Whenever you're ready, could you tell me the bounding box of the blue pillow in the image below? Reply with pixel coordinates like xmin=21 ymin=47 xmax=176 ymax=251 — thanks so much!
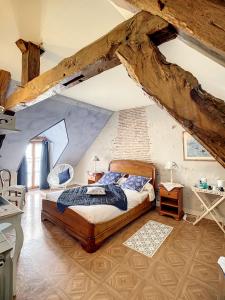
xmin=121 ymin=175 xmax=150 ymax=192
xmin=58 ymin=168 xmax=70 ymax=184
xmin=98 ymin=171 xmax=124 ymax=185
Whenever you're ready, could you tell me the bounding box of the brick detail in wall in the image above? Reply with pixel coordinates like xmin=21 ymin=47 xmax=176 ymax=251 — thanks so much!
xmin=112 ymin=107 xmax=151 ymax=162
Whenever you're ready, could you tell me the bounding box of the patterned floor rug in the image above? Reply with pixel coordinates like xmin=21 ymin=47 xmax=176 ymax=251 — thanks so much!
xmin=123 ymin=220 xmax=173 ymax=257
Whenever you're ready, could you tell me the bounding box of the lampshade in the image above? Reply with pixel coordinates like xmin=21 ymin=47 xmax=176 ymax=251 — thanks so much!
xmin=165 ymin=161 xmax=178 ymax=170
xmin=92 ymin=155 xmax=100 ymax=162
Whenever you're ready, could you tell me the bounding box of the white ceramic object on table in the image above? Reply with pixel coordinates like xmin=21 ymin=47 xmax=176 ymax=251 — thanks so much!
xmin=217 ymin=179 xmax=225 ymax=188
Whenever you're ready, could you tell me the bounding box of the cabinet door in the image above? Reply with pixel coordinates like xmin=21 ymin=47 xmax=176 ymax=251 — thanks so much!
xmin=0 ymin=251 xmax=13 ymax=300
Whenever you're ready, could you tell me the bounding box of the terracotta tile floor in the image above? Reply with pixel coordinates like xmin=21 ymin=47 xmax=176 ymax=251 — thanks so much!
xmin=14 ymin=190 xmax=225 ymax=300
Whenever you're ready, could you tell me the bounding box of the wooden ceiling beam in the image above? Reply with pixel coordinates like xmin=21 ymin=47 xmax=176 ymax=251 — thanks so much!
xmin=0 ymin=69 xmax=11 ymax=108
xmin=16 ymin=39 xmax=44 ymax=86
xmin=5 ymin=12 xmax=175 ymax=111
xmin=116 ymin=29 xmax=225 ymax=167
xmin=4 ymin=11 xmax=225 ymax=166
xmin=115 ymin=0 xmax=225 ymax=66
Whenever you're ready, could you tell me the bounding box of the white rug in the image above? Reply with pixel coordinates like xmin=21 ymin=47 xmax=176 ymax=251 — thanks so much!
xmin=123 ymin=220 xmax=173 ymax=257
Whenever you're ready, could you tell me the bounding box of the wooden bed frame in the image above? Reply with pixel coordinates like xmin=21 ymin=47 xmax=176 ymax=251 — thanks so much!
xmin=41 ymin=160 xmax=156 ymax=252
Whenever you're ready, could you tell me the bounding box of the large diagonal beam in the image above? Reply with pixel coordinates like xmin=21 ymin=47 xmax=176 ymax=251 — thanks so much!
xmin=114 ymin=0 xmax=225 ymax=65
xmin=116 ymin=27 xmax=225 ymax=167
xmin=5 ymin=12 xmax=175 ymax=111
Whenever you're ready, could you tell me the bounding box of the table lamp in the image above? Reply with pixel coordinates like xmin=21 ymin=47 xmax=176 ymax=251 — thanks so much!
xmin=92 ymin=155 xmax=100 ymax=173
xmin=165 ymin=161 xmax=178 ymax=183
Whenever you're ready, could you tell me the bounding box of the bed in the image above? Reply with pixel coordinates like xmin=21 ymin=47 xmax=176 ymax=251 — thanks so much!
xmin=41 ymin=160 xmax=156 ymax=252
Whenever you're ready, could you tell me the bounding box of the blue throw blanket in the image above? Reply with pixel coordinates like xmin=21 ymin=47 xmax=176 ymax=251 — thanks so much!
xmin=57 ymin=184 xmax=127 ymax=213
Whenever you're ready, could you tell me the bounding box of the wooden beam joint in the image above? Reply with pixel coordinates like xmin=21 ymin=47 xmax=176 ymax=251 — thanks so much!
xmin=115 ymin=0 xmax=225 ymax=66
xmin=6 ymin=12 xmax=174 ymax=111
xmin=16 ymin=39 xmax=45 ymax=86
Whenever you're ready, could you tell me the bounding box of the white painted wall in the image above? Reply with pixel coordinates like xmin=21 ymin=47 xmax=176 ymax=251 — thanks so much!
xmin=74 ymin=105 xmax=225 ymax=218
xmin=61 ymin=65 xmax=152 ymax=110
xmin=147 ymin=105 xmax=225 ymax=217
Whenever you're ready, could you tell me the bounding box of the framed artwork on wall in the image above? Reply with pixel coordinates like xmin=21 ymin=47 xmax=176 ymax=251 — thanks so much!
xmin=183 ymin=132 xmax=215 ymax=161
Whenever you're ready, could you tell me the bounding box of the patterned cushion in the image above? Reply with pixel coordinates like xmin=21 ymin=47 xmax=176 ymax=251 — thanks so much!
xmin=121 ymin=175 xmax=150 ymax=192
xmin=58 ymin=168 xmax=70 ymax=184
xmin=97 ymin=172 xmax=124 ymax=185
xmin=86 ymin=186 xmax=106 ymax=195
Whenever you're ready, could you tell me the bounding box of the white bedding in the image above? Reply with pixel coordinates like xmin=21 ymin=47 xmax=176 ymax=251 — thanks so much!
xmin=45 ymin=185 xmax=155 ymax=224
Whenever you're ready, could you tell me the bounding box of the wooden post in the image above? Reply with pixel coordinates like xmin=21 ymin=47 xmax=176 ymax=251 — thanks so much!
xmin=6 ymin=12 xmax=174 ymax=111
xmin=16 ymin=39 xmax=44 ymax=85
xmin=0 ymin=70 xmax=11 ymax=108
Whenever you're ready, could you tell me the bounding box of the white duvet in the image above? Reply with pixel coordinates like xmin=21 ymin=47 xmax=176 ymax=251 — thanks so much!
xmin=45 ymin=184 xmax=155 ymax=224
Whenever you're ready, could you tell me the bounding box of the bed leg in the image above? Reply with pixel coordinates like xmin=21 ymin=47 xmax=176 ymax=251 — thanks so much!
xmin=41 ymin=212 xmax=47 ymax=222
xmin=81 ymin=240 xmax=101 ymax=253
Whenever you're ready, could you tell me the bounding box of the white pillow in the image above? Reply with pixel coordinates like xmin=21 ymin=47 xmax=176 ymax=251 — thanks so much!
xmin=143 ymin=182 xmax=153 ymax=192
xmin=117 ymin=177 xmax=127 ymax=186
xmin=86 ymin=186 xmax=106 ymax=195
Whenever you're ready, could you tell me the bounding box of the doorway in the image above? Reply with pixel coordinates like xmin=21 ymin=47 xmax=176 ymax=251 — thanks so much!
xmin=19 ymin=120 xmax=68 ymax=190
xmin=25 ymin=140 xmax=43 ymax=189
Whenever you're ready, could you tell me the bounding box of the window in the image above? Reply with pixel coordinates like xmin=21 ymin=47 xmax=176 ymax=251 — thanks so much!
xmin=25 ymin=141 xmax=43 ymax=189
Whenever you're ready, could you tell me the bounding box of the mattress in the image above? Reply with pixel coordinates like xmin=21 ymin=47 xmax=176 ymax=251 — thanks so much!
xmin=44 ymin=185 xmax=155 ymax=224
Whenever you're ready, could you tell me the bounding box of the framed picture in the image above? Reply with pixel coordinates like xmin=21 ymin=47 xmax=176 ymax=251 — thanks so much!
xmin=183 ymin=132 xmax=215 ymax=161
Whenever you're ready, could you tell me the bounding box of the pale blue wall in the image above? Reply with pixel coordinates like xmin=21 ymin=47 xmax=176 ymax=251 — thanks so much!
xmin=0 ymin=86 xmax=112 ymax=171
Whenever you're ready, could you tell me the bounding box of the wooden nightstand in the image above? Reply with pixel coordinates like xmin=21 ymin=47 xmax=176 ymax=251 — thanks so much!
xmin=159 ymin=185 xmax=184 ymax=220
xmin=88 ymin=172 xmax=104 ymax=184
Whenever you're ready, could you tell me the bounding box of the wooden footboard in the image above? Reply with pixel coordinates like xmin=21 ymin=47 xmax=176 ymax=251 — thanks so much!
xmin=41 ymin=198 xmax=155 ymax=252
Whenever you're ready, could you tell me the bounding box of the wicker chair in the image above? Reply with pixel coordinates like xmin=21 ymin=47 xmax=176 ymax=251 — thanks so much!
xmin=47 ymin=164 xmax=74 ymax=189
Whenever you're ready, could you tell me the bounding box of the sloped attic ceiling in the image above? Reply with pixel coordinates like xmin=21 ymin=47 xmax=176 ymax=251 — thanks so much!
xmin=0 ymin=0 xmax=124 ymax=80
xmin=0 ymin=0 xmax=153 ymax=110
xmin=0 ymin=92 xmax=112 ymax=171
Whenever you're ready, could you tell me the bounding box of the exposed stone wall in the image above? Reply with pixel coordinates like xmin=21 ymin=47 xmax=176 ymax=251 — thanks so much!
xmin=112 ymin=107 xmax=151 ymax=162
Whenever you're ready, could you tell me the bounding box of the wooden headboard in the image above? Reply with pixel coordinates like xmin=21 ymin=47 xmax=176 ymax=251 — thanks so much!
xmin=109 ymin=160 xmax=156 ymax=189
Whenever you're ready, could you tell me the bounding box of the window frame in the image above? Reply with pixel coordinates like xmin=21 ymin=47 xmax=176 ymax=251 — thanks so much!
xmin=26 ymin=140 xmax=43 ymax=189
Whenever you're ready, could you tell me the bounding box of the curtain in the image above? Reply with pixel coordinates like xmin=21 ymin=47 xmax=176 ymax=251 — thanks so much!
xmin=39 ymin=140 xmax=50 ymax=189
xmin=17 ymin=156 xmax=27 ymax=190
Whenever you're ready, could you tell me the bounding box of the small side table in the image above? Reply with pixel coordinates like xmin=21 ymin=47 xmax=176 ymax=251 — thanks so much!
xmin=192 ymin=187 xmax=225 ymax=233
xmin=159 ymin=185 xmax=184 ymax=220
xmin=88 ymin=172 xmax=104 ymax=184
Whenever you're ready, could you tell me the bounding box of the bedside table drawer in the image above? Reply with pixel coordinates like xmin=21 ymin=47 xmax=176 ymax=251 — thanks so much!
xmin=88 ymin=172 xmax=104 ymax=184
xmin=160 ymin=188 xmax=179 ymax=199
